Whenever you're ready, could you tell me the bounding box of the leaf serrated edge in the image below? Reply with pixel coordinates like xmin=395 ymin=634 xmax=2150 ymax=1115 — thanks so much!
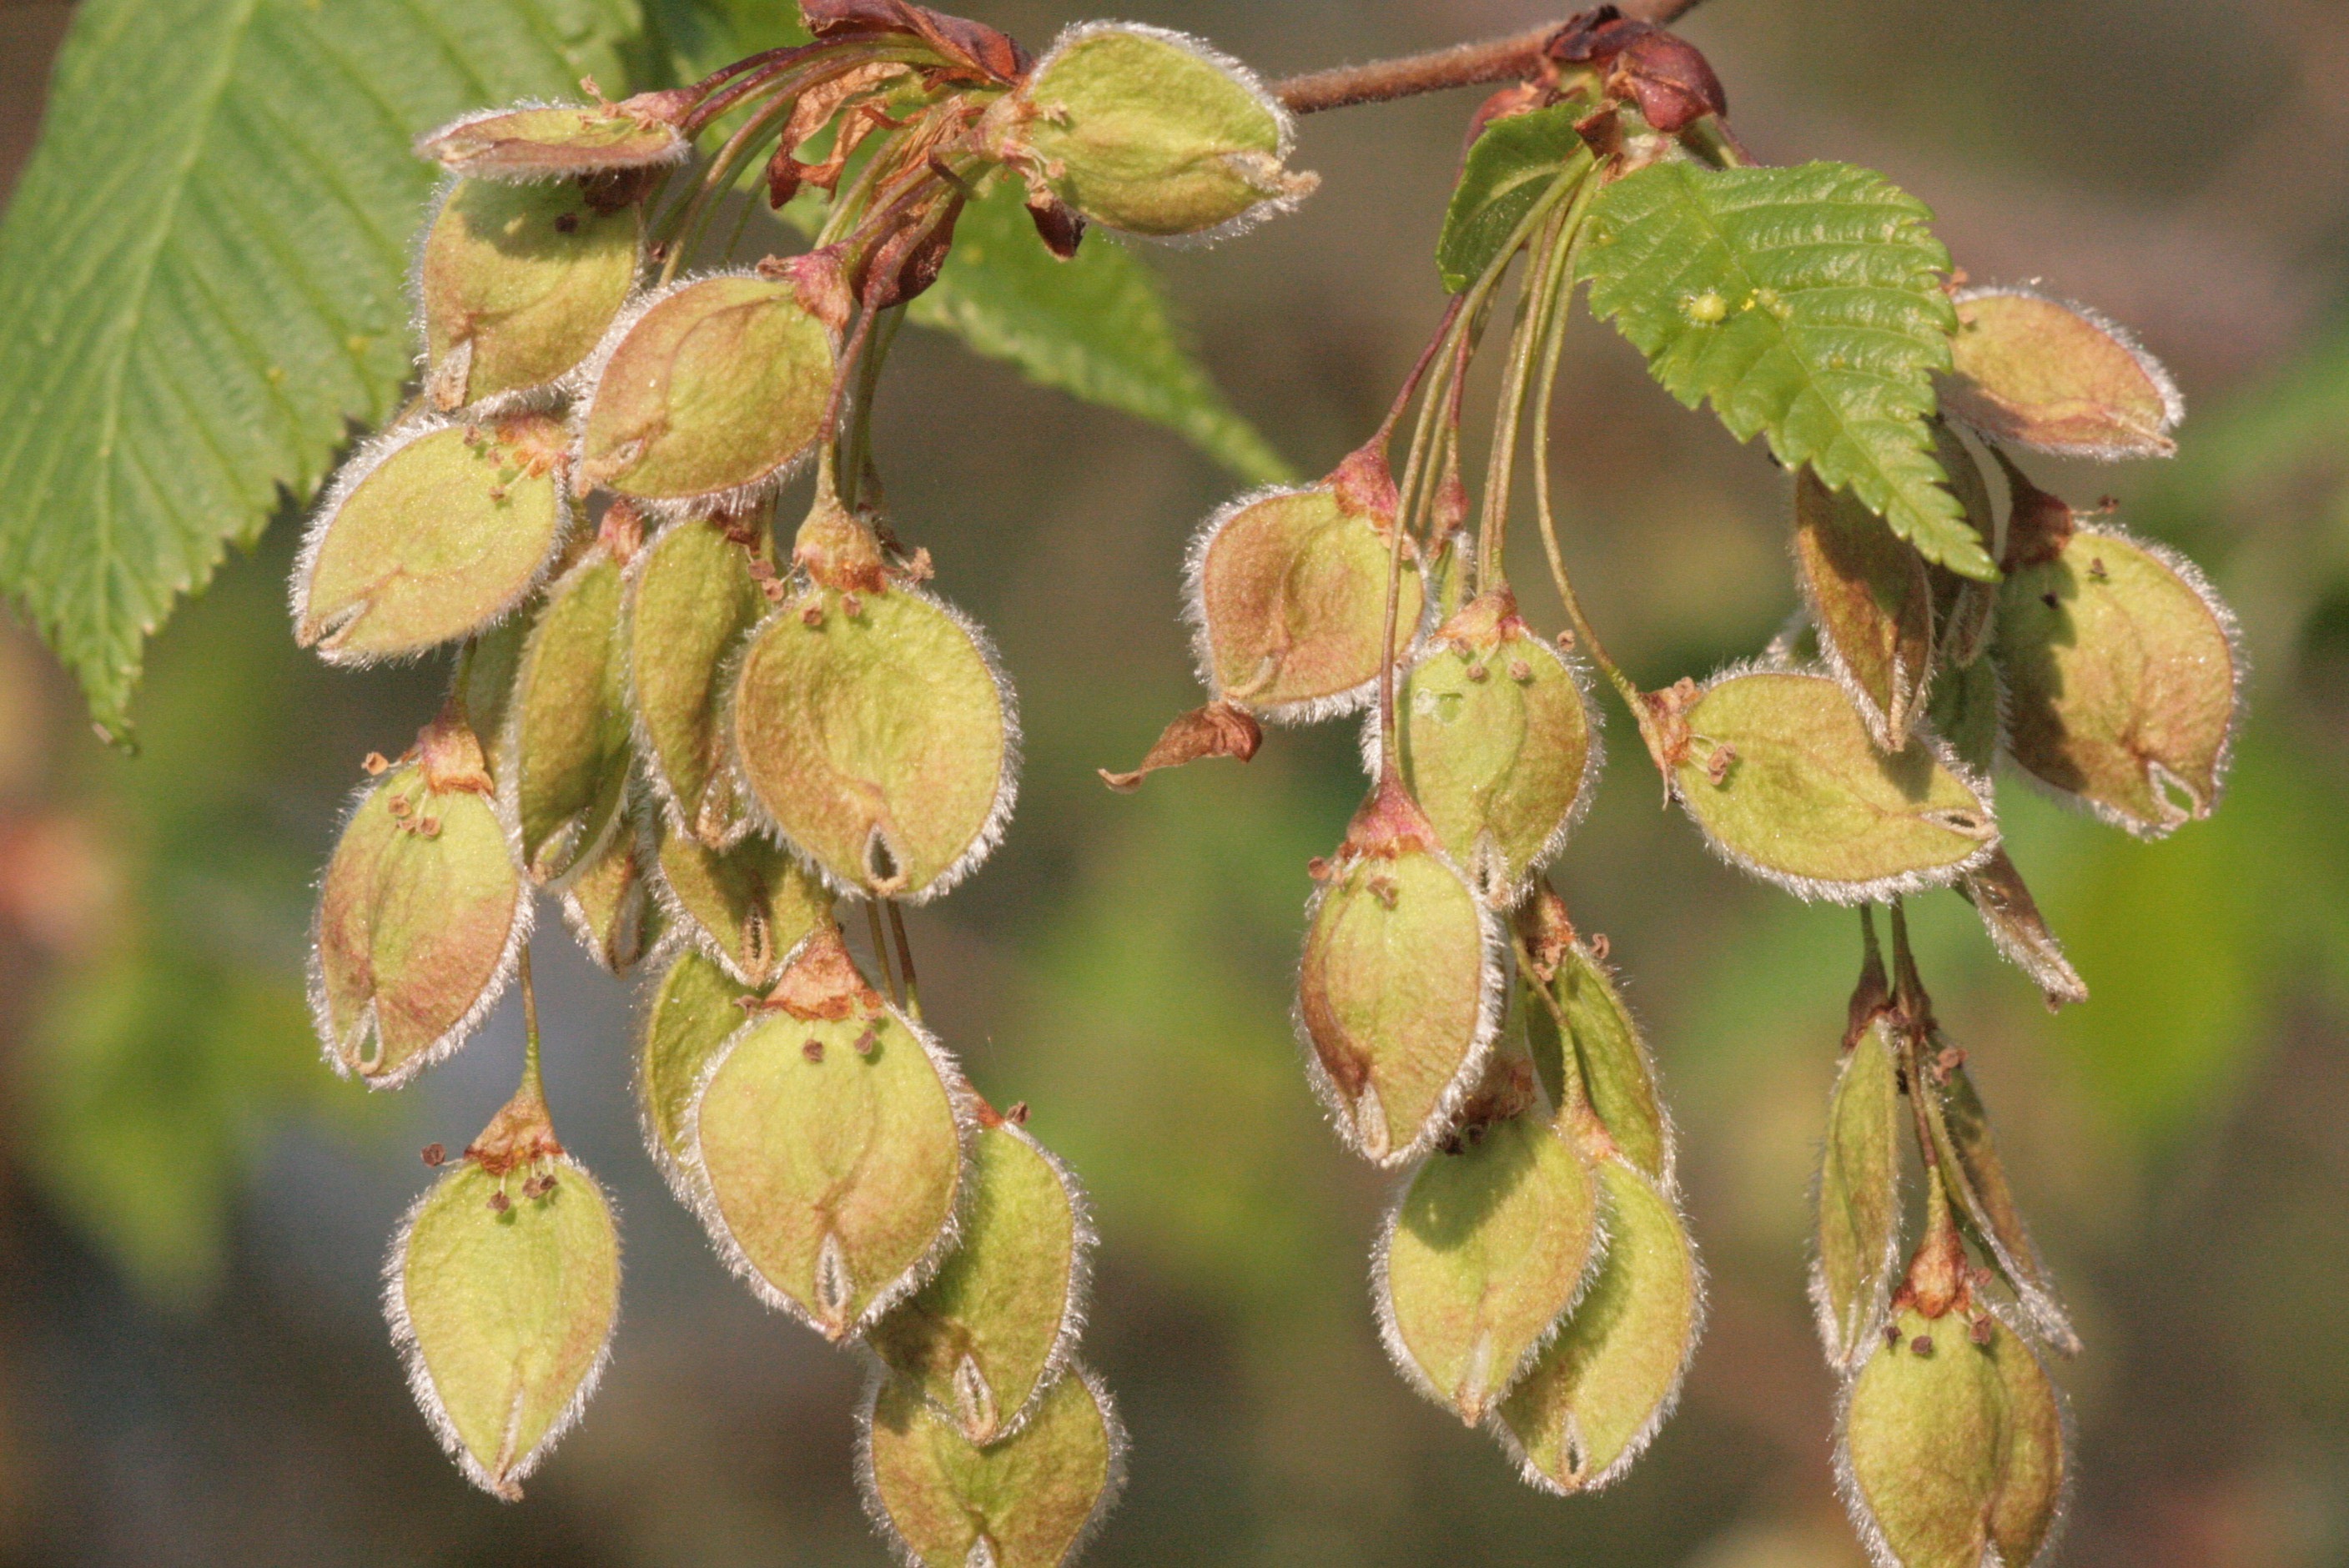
xmin=1581 ymin=162 xmax=1994 ymax=580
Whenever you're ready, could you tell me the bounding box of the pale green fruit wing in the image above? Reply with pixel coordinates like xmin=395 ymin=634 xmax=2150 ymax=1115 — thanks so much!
xmin=625 ymin=515 xmax=767 ymax=845
xmin=868 ymin=1122 xmax=1094 ymax=1445
xmin=649 ymin=826 xmax=829 ymax=988
xmin=689 ymin=1007 xmax=973 ymax=1340
xmin=730 ymin=583 xmax=1019 ymax=903
xmin=1985 ymin=1309 xmax=2071 ymax=1567
xmin=1838 ymin=1308 xmax=2070 ymax=1568
xmin=1838 ymin=1308 xmax=2005 ymax=1568
xmin=1017 ymin=23 xmax=1308 ymax=241
xmin=635 ymin=947 xmax=753 ymax=1196
xmin=1926 ymin=1058 xmax=2081 ymax=1355
xmin=858 ymin=1363 xmax=1127 ymax=1568
xmin=1810 ymin=1020 xmax=1904 ymax=1368
xmin=1540 ymin=943 xmax=1672 ymax=1186
xmin=311 ymin=764 xmax=531 ymax=1090
xmin=1940 ymin=287 xmax=2182 ymax=460
xmin=1493 ymin=1156 xmax=1701 ymax=1494
xmin=293 ymin=417 xmax=569 ymax=664
xmin=386 ymin=1158 xmax=621 ymax=1500
xmin=1793 ymin=466 xmax=1936 ymax=751
xmin=416 ymin=102 xmax=692 ymax=179
xmin=1924 ymin=651 xmax=2001 ymax=776
xmin=1186 ymin=482 xmax=1423 ymax=722
xmin=416 ymin=177 xmax=641 ymax=413
xmin=460 ymin=609 xmax=534 ymax=788
xmin=1295 ymin=844 xmax=1505 ymax=1167
xmin=1671 ymin=667 xmax=1999 ymax=902
xmin=1376 ymin=1113 xmax=1602 ymax=1425
xmin=1375 ymin=626 xmax=1602 ymax=902
xmin=574 ymin=270 xmax=836 ymax=510
xmin=504 ymin=545 xmax=632 ymax=886
xmin=1996 ymin=528 xmax=2241 ymax=838
xmin=1960 ymin=848 xmax=2088 ymax=1009
xmin=556 ymin=804 xmax=657 ymax=973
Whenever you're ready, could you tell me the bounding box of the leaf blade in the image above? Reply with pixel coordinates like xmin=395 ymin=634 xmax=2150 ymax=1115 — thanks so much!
xmin=1578 ymin=160 xmax=1992 ymax=580
xmin=0 ymin=0 xmax=641 ymax=736
xmin=1436 ymin=108 xmax=1590 ymax=293
xmin=908 ymin=181 xmax=1294 ymax=486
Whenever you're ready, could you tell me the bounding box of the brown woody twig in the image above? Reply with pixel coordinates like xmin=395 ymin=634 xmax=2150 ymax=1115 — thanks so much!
xmin=1274 ymin=1 xmax=1710 ymax=115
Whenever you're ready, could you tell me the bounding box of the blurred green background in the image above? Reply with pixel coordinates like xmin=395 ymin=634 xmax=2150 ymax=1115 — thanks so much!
xmin=3 ymin=1 xmax=2348 ymax=1563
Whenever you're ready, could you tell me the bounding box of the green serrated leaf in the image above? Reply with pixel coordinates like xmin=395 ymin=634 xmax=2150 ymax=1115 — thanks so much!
xmin=1578 ymin=160 xmax=1992 ymax=580
xmin=640 ymin=0 xmax=807 ymax=78
xmin=0 ymin=0 xmax=644 ymax=736
xmin=909 ymin=180 xmax=1292 ymax=485
xmin=1438 ymin=108 xmax=1590 ymax=293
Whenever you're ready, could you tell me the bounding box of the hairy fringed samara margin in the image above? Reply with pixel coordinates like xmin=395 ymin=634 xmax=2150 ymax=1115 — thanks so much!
xmin=0 ymin=1 xmax=2245 ymax=1563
